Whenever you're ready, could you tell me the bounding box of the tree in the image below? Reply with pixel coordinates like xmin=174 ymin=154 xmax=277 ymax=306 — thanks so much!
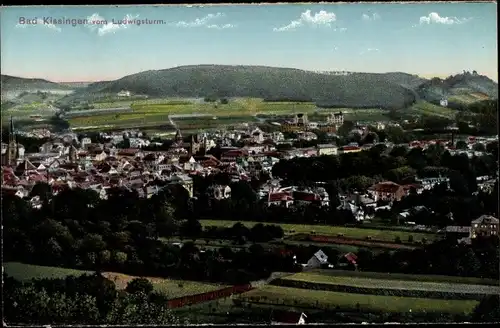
xmin=456 ymin=248 xmax=481 ymax=277
xmin=81 ymin=234 xmax=107 ymax=253
xmin=112 ymin=251 xmax=128 ymax=266
xmin=337 ymin=121 xmax=355 ymax=137
xmin=472 ymin=143 xmax=486 ymax=152
xmin=473 ymin=295 xmax=500 ymax=322
xmin=180 ymin=218 xmax=202 ymax=238
xmin=29 ymin=182 xmax=52 ymax=201
xmin=456 ymin=140 xmax=468 ymax=150
xmin=125 ymin=278 xmax=154 ymax=295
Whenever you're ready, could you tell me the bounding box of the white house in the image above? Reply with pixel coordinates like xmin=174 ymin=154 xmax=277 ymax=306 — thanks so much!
xmin=117 ymin=90 xmax=131 ymax=97
xmin=306 ymin=250 xmax=329 ymax=268
xmin=317 ymin=144 xmax=338 ymax=156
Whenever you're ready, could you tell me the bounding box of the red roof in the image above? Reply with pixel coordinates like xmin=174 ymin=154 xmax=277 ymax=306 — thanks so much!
xmin=269 ymin=192 xmax=293 ymax=202
xmin=223 ymin=149 xmax=248 ymax=157
xmin=344 ymin=252 xmax=358 ymax=264
xmin=118 ymin=148 xmax=140 ymax=156
xmin=293 ymin=191 xmax=320 ymax=202
xmin=369 ymin=181 xmax=402 ymax=193
xmin=342 ymin=146 xmax=360 ymax=151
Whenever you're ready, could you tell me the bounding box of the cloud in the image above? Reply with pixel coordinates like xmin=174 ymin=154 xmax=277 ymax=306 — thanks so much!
xmin=15 ymin=18 xmax=62 ymax=32
xmin=360 ymin=48 xmax=380 ymax=55
xmin=207 ymin=23 xmax=235 ymax=29
xmin=362 ymin=13 xmax=381 ymax=21
xmin=85 ymin=13 xmax=139 ymax=36
xmin=273 ymin=9 xmax=337 ymax=32
xmin=173 ymin=13 xmax=233 ymax=29
xmin=418 ymin=12 xmax=469 ymax=25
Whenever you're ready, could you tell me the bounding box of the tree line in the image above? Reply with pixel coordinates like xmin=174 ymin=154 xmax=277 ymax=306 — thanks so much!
xmin=3 ymin=272 xmax=183 ymax=325
xmin=3 ymin=185 xmax=299 ymax=285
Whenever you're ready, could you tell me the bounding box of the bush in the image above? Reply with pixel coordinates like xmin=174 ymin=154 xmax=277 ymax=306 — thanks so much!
xmin=125 ymin=278 xmax=154 ymax=295
xmin=395 ymin=236 xmax=402 ymax=244
xmin=408 ymin=235 xmax=414 ymax=243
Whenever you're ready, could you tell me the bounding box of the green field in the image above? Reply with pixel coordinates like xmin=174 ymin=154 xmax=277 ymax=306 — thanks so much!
xmin=280 ymin=272 xmax=500 ymax=297
xmin=306 ymin=269 xmax=500 ymax=286
xmin=4 ymin=262 xmax=225 ymax=299
xmin=239 ymin=285 xmax=478 ymax=315
xmin=407 ymin=101 xmax=458 ymax=118
xmin=4 ymin=262 xmax=92 ymax=281
xmin=199 ymin=220 xmax=437 ymax=243
xmin=317 ymin=108 xmax=391 ymax=122
xmin=66 ymin=97 xmax=395 ymax=130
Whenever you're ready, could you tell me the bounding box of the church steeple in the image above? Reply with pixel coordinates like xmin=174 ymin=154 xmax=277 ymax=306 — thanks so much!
xmin=9 ymin=116 xmax=16 ymax=143
xmin=175 ymin=129 xmax=183 ymax=141
xmin=6 ymin=116 xmax=18 ymax=166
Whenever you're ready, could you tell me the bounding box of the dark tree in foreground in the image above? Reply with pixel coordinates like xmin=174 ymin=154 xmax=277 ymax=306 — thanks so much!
xmin=472 ymin=295 xmax=500 ymax=322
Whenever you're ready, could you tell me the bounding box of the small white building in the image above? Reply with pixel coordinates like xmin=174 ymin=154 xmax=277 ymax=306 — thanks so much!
xmin=306 ymin=250 xmax=329 ymax=268
xmin=117 ymin=90 xmax=131 ymax=97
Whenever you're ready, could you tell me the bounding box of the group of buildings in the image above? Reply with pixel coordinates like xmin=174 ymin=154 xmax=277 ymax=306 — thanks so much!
xmin=1 ymin=116 xmax=497 ymax=232
xmin=280 ymin=112 xmax=344 ymax=133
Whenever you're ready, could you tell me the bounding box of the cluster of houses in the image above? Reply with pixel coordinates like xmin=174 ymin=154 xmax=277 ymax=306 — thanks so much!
xmin=445 ymin=215 xmax=500 ymax=244
xmin=1 ymin=117 xmax=497 ymax=217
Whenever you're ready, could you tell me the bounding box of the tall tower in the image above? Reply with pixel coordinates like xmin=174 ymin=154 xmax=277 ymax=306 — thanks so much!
xmin=69 ymin=145 xmax=78 ymax=163
xmin=6 ymin=116 xmax=18 ymax=166
xmin=175 ymin=129 xmax=183 ymax=142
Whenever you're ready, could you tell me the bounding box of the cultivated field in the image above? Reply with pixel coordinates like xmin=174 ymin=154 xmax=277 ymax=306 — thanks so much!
xmin=4 ymin=262 xmax=225 ymax=299
xmin=238 ymin=285 xmax=478 ymax=315
xmin=407 ymin=101 xmax=458 ymax=118
xmin=65 ymin=97 xmax=397 ymax=131
xmin=199 ymin=220 xmax=438 ymax=243
xmin=278 ymin=272 xmax=500 ymax=297
xmin=309 ymin=269 xmax=500 ymax=286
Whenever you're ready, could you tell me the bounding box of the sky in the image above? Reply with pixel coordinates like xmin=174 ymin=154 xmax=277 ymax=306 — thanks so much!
xmin=1 ymin=3 xmax=497 ymax=82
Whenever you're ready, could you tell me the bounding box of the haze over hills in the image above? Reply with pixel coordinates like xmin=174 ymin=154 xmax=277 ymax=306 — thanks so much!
xmin=1 ymin=75 xmax=74 ymax=91
xmin=57 ymin=65 xmax=425 ymax=109
xmin=2 ymin=65 xmax=497 ymax=110
xmin=1 ymin=74 xmax=75 ymax=102
xmin=416 ymin=73 xmax=498 ymax=105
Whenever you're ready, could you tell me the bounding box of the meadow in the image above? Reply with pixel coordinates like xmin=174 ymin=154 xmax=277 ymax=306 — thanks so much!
xmin=238 ymin=285 xmax=478 ymax=315
xmin=406 ymin=101 xmax=458 ymax=118
xmin=65 ymin=97 xmax=394 ymax=130
xmin=278 ymin=272 xmax=500 ymax=297
xmin=4 ymin=262 xmax=225 ymax=299
xmin=307 ymin=269 xmax=500 ymax=286
xmin=199 ymin=220 xmax=438 ymax=243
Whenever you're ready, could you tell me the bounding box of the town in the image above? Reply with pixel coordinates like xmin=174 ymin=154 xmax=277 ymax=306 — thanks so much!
xmin=2 ymin=2 xmax=499 ymax=326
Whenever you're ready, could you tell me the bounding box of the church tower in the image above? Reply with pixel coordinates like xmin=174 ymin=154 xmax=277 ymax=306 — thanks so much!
xmin=6 ymin=116 xmax=18 ymax=166
xmin=175 ymin=129 xmax=183 ymax=142
xmin=69 ymin=145 xmax=78 ymax=163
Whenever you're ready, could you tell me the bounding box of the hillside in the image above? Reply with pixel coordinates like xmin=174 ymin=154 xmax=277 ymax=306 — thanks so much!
xmin=1 ymin=75 xmax=73 ymax=92
xmin=61 ymin=65 xmax=421 ymax=110
xmin=416 ymin=72 xmax=498 ymax=107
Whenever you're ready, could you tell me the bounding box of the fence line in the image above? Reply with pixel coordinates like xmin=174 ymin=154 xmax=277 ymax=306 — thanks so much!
xmin=167 ymin=283 xmax=253 ymax=309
